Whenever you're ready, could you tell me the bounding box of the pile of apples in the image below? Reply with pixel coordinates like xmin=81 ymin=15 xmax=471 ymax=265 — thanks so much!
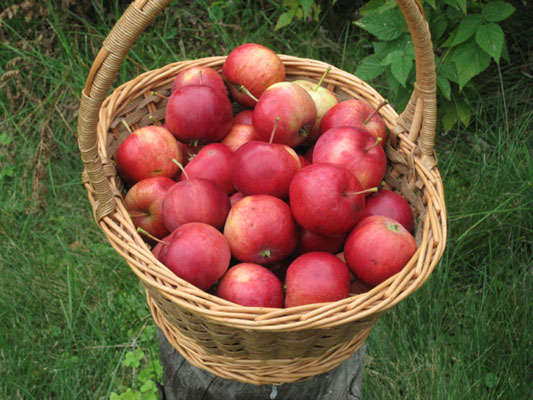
xmin=115 ymin=43 xmax=417 ymax=309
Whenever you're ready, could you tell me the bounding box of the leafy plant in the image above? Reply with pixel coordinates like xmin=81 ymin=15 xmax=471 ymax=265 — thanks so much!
xmin=354 ymin=0 xmax=515 ymax=131
xmin=110 ymin=325 xmax=162 ymax=400
xmin=275 ymin=0 xmax=324 ymax=30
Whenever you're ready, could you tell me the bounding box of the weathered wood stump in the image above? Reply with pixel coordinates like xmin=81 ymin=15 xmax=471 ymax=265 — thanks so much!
xmin=157 ymin=328 xmax=365 ymax=400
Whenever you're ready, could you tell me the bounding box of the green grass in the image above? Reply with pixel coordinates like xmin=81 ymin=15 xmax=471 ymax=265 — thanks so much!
xmin=1 ymin=1 xmax=531 ymax=399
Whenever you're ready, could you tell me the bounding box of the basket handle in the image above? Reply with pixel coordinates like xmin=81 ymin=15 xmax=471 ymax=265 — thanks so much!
xmin=78 ymin=0 xmax=436 ymax=221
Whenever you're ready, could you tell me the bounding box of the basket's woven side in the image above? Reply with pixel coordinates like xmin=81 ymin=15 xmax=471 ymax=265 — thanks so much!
xmin=78 ymin=0 xmax=171 ymax=221
xmin=148 ymin=292 xmax=372 ymax=385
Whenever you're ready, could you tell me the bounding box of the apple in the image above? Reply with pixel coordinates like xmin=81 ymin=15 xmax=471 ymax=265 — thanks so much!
xmin=344 ymin=215 xmax=417 ymax=286
xmin=223 ymin=194 xmax=298 ymax=265
xmin=221 ymin=123 xmax=257 ymax=152
xmin=160 ymin=222 xmax=231 ymax=290
xmin=289 ymin=163 xmax=366 ymax=236
xmin=231 ymin=140 xmax=301 ymax=198
xmin=165 ymin=84 xmax=233 ymax=144
xmin=222 ymin=43 xmax=285 ymax=107
xmin=180 ymin=143 xmax=235 ymax=194
xmin=298 ymin=154 xmax=311 ymax=168
xmin=313 ymin=126 xmax=387 ymax=190
xmin=232 ymin=109 xmax=254 ymax=125
xmin=350 ymin=279 xmax=372 ymax=295
xmin=359 ymin=189 xmax=414 ymax=232
xmin=170 ymin=65 xmax=227 ymax=95
xmin=293 ymin=226 xmax=346 ymax=257
xmin=162 ymin=178 xmax=231 ymax=232
xmin=229 ymin=192 xmax=246 ymax=207
xmin=216 ymin=263 xmax=284 ymax=308
xmin=284 ymin=252 xmax=351 ymax=307
xmin=151 ymin=233 xmax=170 ymax=261
xmin=115 ymin=125 xmax=182 ymax=185
xmin=252 ymin=82 xmax=317 ymax=148
xmin=124 ymin=176 xmax=176 ymax=240
xmin=292 ymin=68 xmax=339 ymax=146
xmin=176 ymin=140 xmax=204 ymax=167
xmin=320 ymin=99 xmax=387 ymax=146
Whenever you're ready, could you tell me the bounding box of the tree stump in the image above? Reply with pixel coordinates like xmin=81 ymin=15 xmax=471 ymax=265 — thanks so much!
xmin=156 ymin=328 xmax=365 ymax=400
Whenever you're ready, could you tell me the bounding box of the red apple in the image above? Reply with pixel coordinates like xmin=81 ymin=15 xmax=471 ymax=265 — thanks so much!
xmin=165 ymin=85 xmax=233 ymax=144
xmin=344 ymin=215 xmax=417 ymax=286
xmin=222 ymin=43 xmax=285 ymax=107
xmin=298 ymin=154 xmax=311 ymax=168
xmin=253 ymin=82 xmax=317 ymax=148
xmin=115 ymin=125 xmax=182 ymax=185
xmin=289 ymin=163 xmax=366 ymax=236
xmin=284 ymin=252 xmax=351 ymax=307
xmin=180 ymin=143 xmax=235 ymax=194
xmin=292 ymin=73 xmax=339 ymax=146
xmin=221 ymin=123 xmax=257 ymax=152
xmin=313 ymin=126 xmax=387 ymax=190
xmin=232 ymin=109 xmax=254 ymax=125
xmin=151 ymin=234 xmax=170 ymax=260
xmin=177 ymin=140 xmax=204 ymax=167
xmin=223 ymin=194 xmax=298 ymax=265
xmin=359 ymin=189 xmax=414 ymax=232
xmin=160 ymin=222 xmax=231 ymax=290
xmin=231 ymin=140 xmax=301 ymax=198
xmin=229 ymin=192 xmax=246 ymax=207
xmin=124 ymin=176 xmax=176 ymax=240
xmin=320 ymin=99 xmax=387 ymax=146
xmin=162 ymin=178 xmax=230 ymax=232
xmin=293 ymin=226 xmax=346 ymax=257
xmin=216 ymin=263 xmax=284 ymax=308
xmin=170 ymin=66 xmax=227 ymax=95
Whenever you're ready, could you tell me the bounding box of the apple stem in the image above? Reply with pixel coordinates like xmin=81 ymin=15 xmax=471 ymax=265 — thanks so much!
xmin=137 ymin=227 xmax=169 ymax=245
xmin=199 ymin=70 xmax=203 ymax=85
xmin=150 ymin=91 xmax=170 ymax=100
xmin=172 ymin=158 xmax=189 ymax=180
xmin=121 ymin=119 xmax=133 ymax=134
xmin=344 ymin=187 xmax=378 ymax=196
xmin=269 ymin=117 xmax=280 ymax=144
xmin=364 ymin=101 xmax=388 ymax=124
xmin=365 ymin=136 xmax=383 ymax=152
xmin=313 ymin=66 xmax=332 ymax=91
xmin=237 ymin=85 xmax=259 ymax=103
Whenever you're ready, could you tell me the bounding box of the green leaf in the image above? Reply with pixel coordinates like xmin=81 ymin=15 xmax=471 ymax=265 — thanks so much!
xmin=0 ymin=133 xmax=12 ymax=145
xmin=438 ymin=61 xmax=458 ymax=84
xmin=455 ymin=0 xmax=467 ymax=14
xmin=457 ymin=98 xmax=471 ymax=126
xmin=275 ymin=11 xmax=294 ymax=30
xmin=431 ymin=13 xmax=448 ymax=43
xmin=444 ymin=13 xmax=483 ymax=47
xmin=451 ymin=38 xmax=492 ymax=89
xmin=441 ymin=100 xmax=457 ymax=131
xmin=355 ymin=8 xmax=406 ymax=41
xmin=437 ymin=75 xmax=452 ymax=100
xmin=208 ymin=5 xmax=224 ymax=21
xmin=312 ymin=3 xmax=321 ymax=22
xmin=140 ymin=379 xmax=157 ymax=393
xmin=123 ymin=349 xmax=144 ymax=368
xmin=298 ymin=0 xmax=314 ymax=19
xmin=380 ymin=50 xmax=413 ymax=87
xmin=424 ymin=0 xmax=436 ymax=8
xmin=355 ymin=54 xmax=385 ymax=81
xmin=475 ymin=22 xmax=504 ymax=63
xmin=358 ymin=0 xmax=386 ymax=16
xmin=482 ymin=1 xmax=515 ymax=22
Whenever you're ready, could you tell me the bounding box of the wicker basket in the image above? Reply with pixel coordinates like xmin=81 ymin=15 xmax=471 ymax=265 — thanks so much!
xmin=78 ymin=0 xmax=447 ymax=385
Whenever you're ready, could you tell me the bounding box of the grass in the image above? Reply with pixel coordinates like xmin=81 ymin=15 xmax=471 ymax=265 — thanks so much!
xmin=0 ymin=1 xmax=531 ymax=399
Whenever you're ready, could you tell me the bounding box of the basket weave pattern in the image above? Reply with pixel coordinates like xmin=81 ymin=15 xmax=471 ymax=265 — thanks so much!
xmin=78 ymin=0 xmax=447 ymax=385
